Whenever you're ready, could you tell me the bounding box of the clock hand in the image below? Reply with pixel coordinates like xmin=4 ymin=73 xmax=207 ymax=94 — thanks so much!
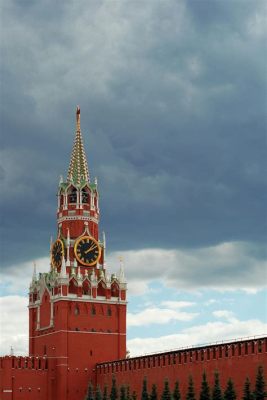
xmin=84 ymin=244 xmax=97 ymax=254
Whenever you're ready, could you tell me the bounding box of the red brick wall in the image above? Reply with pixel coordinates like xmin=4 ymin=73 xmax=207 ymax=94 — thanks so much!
xmin=96 ymin=337 xmax=267 ymax=400
xmin=0 ymin=356 xmax=50 ymax=400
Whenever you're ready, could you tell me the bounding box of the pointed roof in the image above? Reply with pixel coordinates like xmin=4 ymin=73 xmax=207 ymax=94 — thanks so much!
xmin=67 ymin=106 xmax=90 ymax=185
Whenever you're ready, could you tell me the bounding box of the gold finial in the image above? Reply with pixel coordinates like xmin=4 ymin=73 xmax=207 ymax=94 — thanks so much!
xmin=76 ymin=106 xmax=81 ymax=131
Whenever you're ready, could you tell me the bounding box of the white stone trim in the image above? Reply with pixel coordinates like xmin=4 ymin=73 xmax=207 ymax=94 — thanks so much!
xmin=38 ymin=323 xmax=53 ymax=331
xmin=37 ymin=306 xmax=40 ymax=329
xmin=57 ymin=215 xmax=98 ymax=224
xmin=68 ymin=210 xmax=76 ymax=215
xmin=29 ymin=297 xmax=127 ymax=308
xmin=51 ymin=296 xmax=127 ymax=305
xmin=30 ymin=330 xmax=126 ymax=339
xmin=28 ymin=355 xmax=68 ymax=359
xmin=50 ymin=300 xmax=54 ymax=325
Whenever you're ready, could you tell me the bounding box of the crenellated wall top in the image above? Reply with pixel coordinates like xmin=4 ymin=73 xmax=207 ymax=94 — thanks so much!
xmin=96 ymin=336 xmax=267 ymax=373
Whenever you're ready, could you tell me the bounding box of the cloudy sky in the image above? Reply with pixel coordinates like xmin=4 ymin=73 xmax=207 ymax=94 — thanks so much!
xmin=0 ymin=0 xmax=266 ymax=356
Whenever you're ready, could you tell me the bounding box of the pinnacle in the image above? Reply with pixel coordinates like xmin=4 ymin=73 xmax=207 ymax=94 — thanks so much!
xmin=67 ymin=107 xmax=90 ymax=185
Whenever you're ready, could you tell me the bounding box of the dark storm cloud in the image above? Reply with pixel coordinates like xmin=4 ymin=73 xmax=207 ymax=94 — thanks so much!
xmin=0 ymin=0 xmax=266 ymax=267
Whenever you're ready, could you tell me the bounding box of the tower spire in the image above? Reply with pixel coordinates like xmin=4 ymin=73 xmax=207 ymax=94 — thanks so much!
xmin=76 ymin=105 xmax=81 ymax=132
xmin=67 ymin=106 xmax=90 ymax=185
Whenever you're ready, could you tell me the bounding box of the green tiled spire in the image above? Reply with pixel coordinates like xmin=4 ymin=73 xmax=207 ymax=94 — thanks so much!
xmin=67 ymin=107 xmax=90 ymax=185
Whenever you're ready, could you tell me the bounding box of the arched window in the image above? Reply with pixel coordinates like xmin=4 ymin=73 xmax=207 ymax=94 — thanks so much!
xmin=69 ymin=187 xmax=77 ymax=204
xmin=82 ymin=188 xmax=89 ymax=204
xmin=69 ymin=279 xmax=77 ymax=295
xmin=111 ymin=282 xmax=119 ymax=297
xmin=82 ymin=280 xmax=91 ymax=295
xmin=33 ymin=291 xmax=37 ymax=302
xmin=97 ymin=281 xmax=106 ymax=297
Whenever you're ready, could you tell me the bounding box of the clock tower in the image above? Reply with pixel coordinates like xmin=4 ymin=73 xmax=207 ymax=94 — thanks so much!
xmin=28 ymin=107 xmax=127 ymax=400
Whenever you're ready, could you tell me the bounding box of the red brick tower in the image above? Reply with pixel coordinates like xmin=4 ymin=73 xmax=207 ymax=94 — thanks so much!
xmin=28 ymin=107 xmax=127 ymax=400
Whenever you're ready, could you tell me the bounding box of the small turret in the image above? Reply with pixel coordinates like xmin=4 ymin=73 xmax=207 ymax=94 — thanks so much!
xmin=32 ymin=261 xmax=37 ymax=283
xmin=119 ymin=256 xmax=126 ymax=283
xmin=60 ymin=256 xmax=67 ymax=278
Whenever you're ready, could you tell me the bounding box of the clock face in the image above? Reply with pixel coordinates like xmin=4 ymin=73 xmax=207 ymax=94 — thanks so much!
xmin=51 ymin=239 xmax=64 ymax=268
xmin=74 ymin=236 xmax=101 ymax=266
